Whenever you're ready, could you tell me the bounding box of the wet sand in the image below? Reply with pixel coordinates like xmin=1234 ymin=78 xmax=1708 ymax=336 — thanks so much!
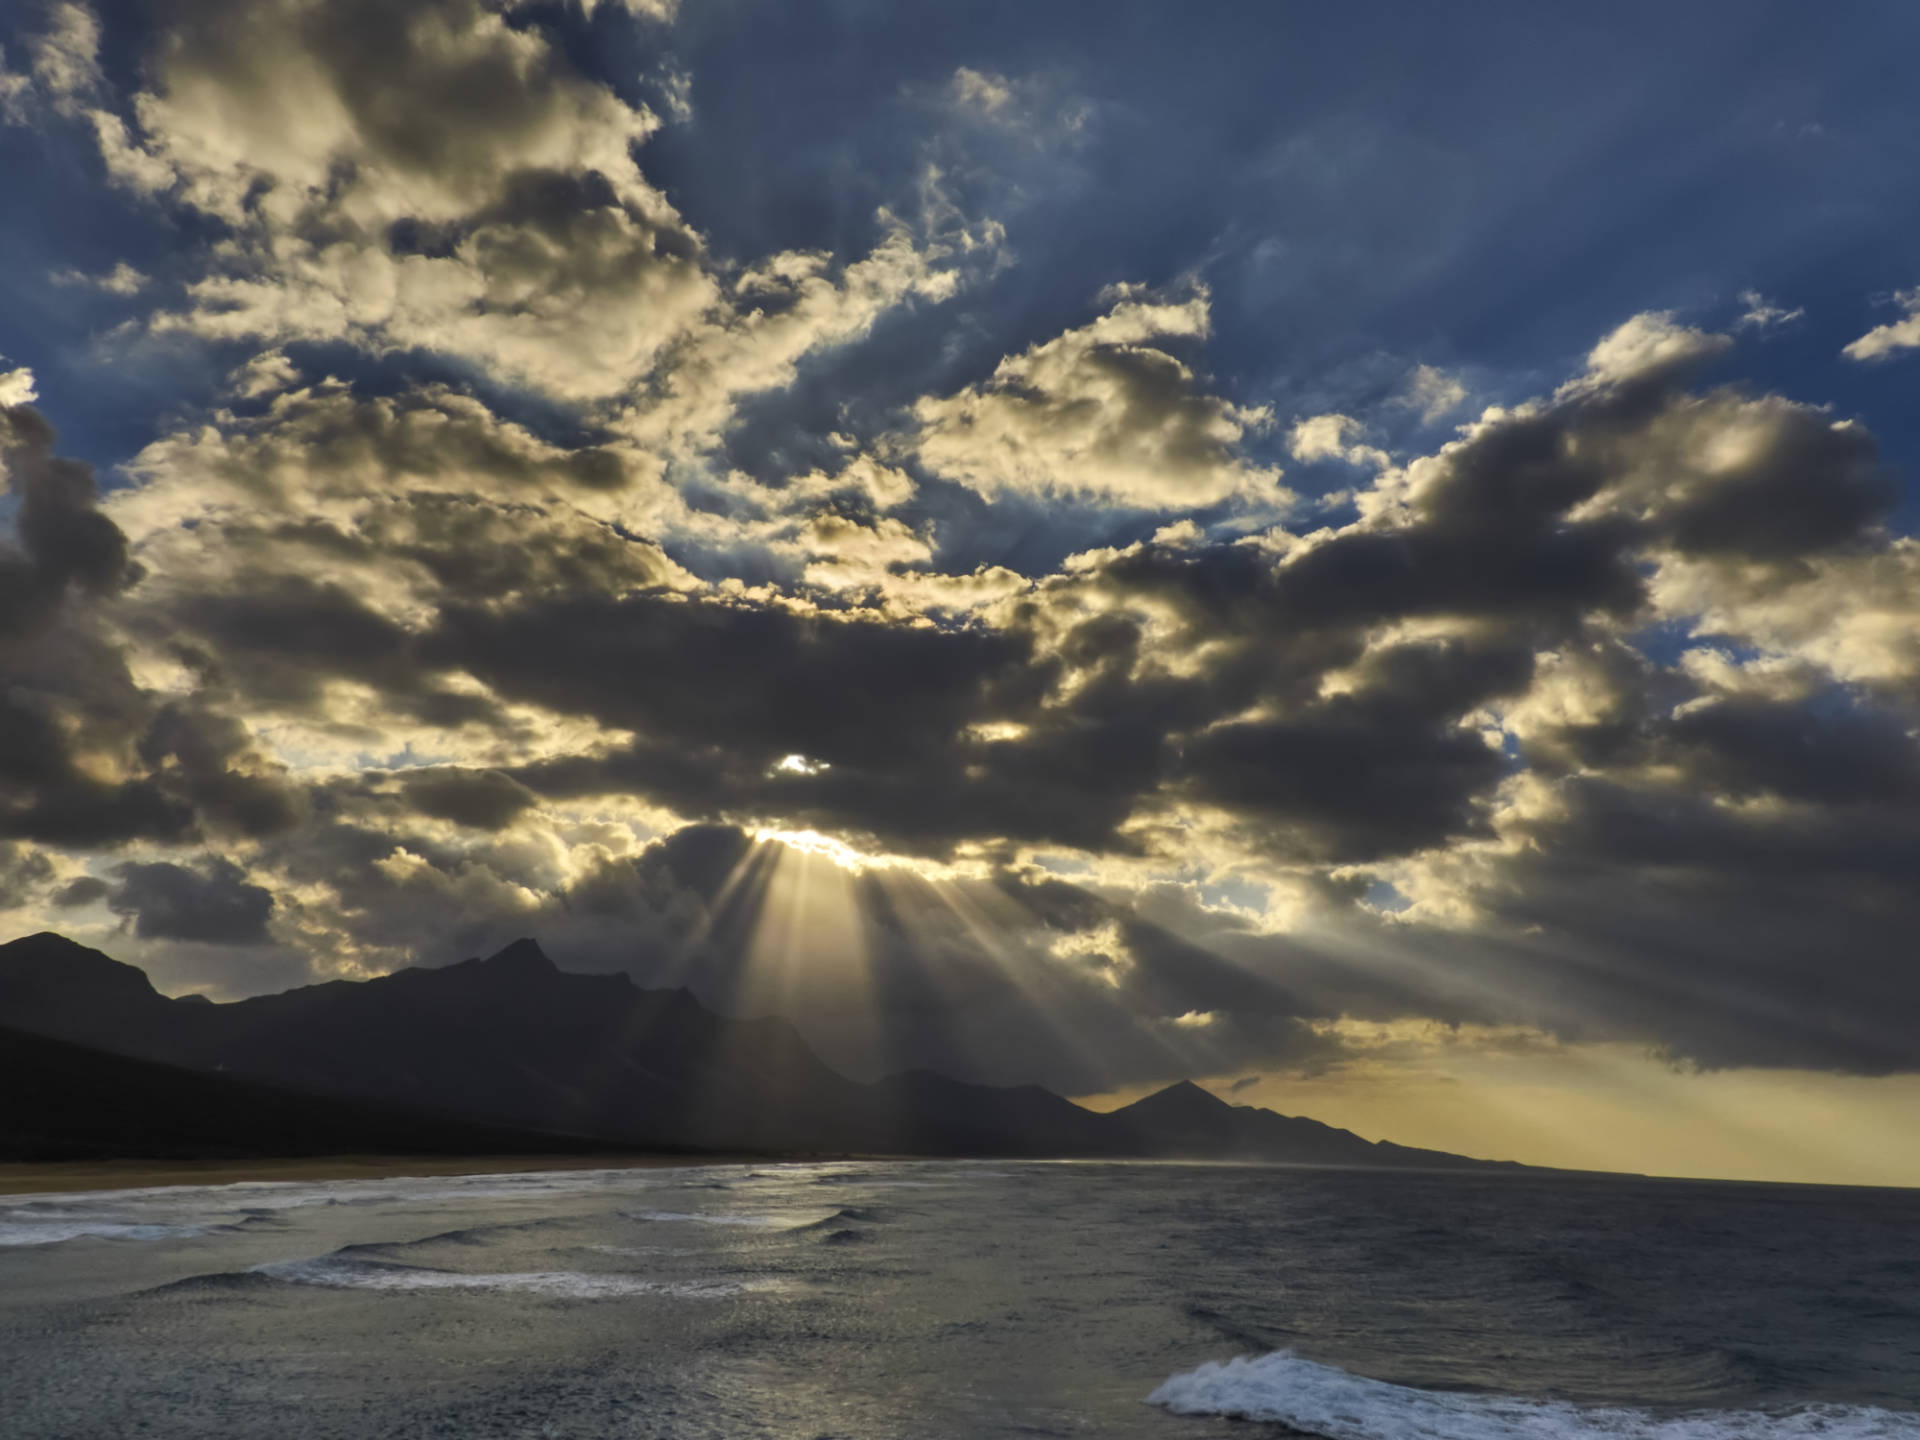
xmin=0 ymin=1151 xmax=766 ymax=1198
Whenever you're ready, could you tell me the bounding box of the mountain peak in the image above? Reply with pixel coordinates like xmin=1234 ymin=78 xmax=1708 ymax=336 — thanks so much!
xmin=1157 ymin=1078 xmax=1228 ymax=1104
xmin=0 ymin=931 xmax=160 ymax=1000
xmin=480 ymin=937 xmax=555 ymax=973
xmin=4 ymin=931 xmax=109 ymax=960
xmin=1115 ymin=1078 xmax=1236 ymax=1124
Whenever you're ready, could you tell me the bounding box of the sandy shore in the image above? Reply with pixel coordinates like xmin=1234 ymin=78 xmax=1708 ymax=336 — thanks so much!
xmin=0 ymin=1151 xmax=769 ymax=1198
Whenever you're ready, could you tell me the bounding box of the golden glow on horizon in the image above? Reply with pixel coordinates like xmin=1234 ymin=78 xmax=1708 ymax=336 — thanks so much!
xmin=622 ymin=832 xmax=1920 ymax=1190
xmin=1075 ymin=1047 xmax=1920 ymax=1189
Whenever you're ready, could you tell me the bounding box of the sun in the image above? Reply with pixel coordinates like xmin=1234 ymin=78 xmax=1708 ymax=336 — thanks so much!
xmin=750 ymin=827 xmax=871 ymax=869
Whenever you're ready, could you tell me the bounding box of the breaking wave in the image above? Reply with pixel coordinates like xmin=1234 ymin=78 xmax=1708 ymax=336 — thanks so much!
xmin=1146 ymin=1351 xmax=1920 ymax=1439
xmin=792 ymin=1206 xmax=889 ymax=1231
xmin=0 ymin=1218 xmax=213 ymax=1247
xmin=0 ymin=1168 xmax=698 ymax=1247
xmin=623 ymin=1210 xmax=787 ymax=1227
xmin=251 ymin=1256 xmax=764 ymax=1299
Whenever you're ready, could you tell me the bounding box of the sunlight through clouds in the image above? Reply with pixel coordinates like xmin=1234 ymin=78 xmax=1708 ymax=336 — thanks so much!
xmin=4 ymin=0 xmax=1920 ymax=1182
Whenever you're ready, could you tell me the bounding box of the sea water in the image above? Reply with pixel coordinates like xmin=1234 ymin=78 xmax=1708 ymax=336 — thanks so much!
xmin=1 ymin=1161 xmax=1915 ymax=1438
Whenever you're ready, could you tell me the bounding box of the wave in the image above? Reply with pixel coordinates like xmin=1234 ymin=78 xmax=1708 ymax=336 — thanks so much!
xmin=0 ymin=1169 xmax=689 ymax=1248
xmin=791 ymin=1206 xmax=890 ymax=1232
xmin=143 ymin=1271 xmax=284 ymax=1297
xmin=0 ymin=1219 xmax=213 ymax=1247
xmin=623 ymin=1210 xmax=787 ymax=1227
xmin=810 ymin=1172 xmax=940 ymax=1189
xmin=331 ymin=1217 xmax=559 ymax=1257
xmin=251 ymin=1256 xmax=765 ymax=1299
xmin=1146 ymin=1351 xmax=1920 ymax=1439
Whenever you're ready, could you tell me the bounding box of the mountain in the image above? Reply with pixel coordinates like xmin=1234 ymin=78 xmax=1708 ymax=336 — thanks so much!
xmin=0 ymin=931 xmax=1524 ymax=1170
xmin=0 ymin=1023 xmax=628 ymax=1163
xmin=0 ymin=932 xmax=873 ymax=1152
xmin=1105 ymin=1078 xmax=1514 ymax=1169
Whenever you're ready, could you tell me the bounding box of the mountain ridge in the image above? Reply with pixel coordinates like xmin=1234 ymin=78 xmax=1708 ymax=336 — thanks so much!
xmin=0 ymin=1022 xmax=628 ymax=1163
xmin=0 ymin=931 xmax=1526 ymax=1172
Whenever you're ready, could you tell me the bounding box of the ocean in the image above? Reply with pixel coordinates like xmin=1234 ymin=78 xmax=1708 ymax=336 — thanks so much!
xmin=1 ymin=1160 xmax=1915 ymax=1438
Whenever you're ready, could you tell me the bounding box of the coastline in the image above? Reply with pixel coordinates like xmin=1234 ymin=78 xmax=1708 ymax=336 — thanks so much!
xmin=0 ymin=1151 xmax=773 ymax=1199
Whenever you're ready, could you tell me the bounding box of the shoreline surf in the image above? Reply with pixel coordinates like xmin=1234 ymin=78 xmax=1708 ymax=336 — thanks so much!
xmin=0 ymin=1151 xmax=791 ymax=1198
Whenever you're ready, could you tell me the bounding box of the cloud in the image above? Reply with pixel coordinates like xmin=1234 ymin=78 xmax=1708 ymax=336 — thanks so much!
xmin=1288 ymin=413 xmax=1389 ymax=470
xmin=93 ymin=0 xmax=713 ymax=400
xmin=0 ymin=367 xmax=36 ymax=407
xmin=0 ymin=403 xmax=304 ymax=851
xmin=106 ymin=856 xmax=274 ymax=944
xmin=911 ymin=288 xmax=1287 ymax=509
xmin=1733 ymin=290 xmax=1803 ymax=334
xmin=51 ymin=873 xmax=107 ymax=909
xmin=50 ymin=261 xmax=149 ymax=295
xmin=78 ymin=0 xmax=985 ymax=419
xmin=1565 ymin=311 xmax=1734 ymax=393
xmin=227 ymin=349 xmax=301 ymax=399
xmin=22 ymin=300 xmax=1914 ymax=1083
xmin=0 ymin=842 xmax=56 ymax=910
xmin=28 ymin=3 xmax=102 ymax=109
xmin=4 ymin=0 xmax=1920 ymax=1101
xmin=1399 ymin=364 xmax=1468 ymax=422
xmin=1842 ymin=286 xmax=1920 ymax=362
xmin=560 ymin=0 xmax=679 ymax=18
xmin=0 ymin=2 xmax=104 ymax=123
xmin=951 ymin=67 xmax=1014 ymax=116
xmin=1 ymin=401 xmax=142 ymax=626
xmin=613 ymin=219 xmax=978 ymax=467
xmin=0 ymin=55 xmax=26 ymax=124
xmin=401 ymin=768 xmax=539 ymax=831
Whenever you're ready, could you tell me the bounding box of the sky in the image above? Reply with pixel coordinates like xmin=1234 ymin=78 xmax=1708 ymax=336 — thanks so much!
xmin=3 ymin=0 xmax=1920 ymax=1186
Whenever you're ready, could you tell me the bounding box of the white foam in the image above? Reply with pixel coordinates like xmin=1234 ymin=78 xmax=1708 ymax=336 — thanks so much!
xmin=0 ymin=1167 xmax=694 ymax=1247
xmin=0 ymin=1220 xmax=211 ymax=1247
xmin=625 ymin=1210 xmax=787 ymax=1227
xmin=12 ymin=1165 xmax=687 ymax=1214
xmin=1147 ymin=1351 xmax=1920 ymax=1440
xmin=253 ymin=1257 xmax=763 ymax=1299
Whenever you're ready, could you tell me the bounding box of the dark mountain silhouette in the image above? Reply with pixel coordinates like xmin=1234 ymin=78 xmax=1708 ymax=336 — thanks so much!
xmin=0 ymin=932 xmax=1523 ymax=1170
xmin=0 ymin=1024 xmax=628 ymax=1163
xmin=1103 ymin=1077 xmax=1511 ymax=1168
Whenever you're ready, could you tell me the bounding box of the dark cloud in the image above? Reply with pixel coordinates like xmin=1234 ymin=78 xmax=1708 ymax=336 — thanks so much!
xmin=0 ymin=842 xmax=55 ymax=909
xmin=52 ymin=874 xmax=109 ymax=908
xmin=0 ymin=407 xmax=305 ymax=850
xmin=15 ymin=323 xmax=1913 ymax=1087
xmin=401 ymin=768 xmax=537 ymax=831
xmin=137 ymin=703 xmax=308 ymax=838
xmin=0 ymin=403 xmax=141 ymax=635
xmin=434 ymin=591 xmax=1040 ymax=766
xmin=6 ymin=0 xmax=1920 ymax=1112
xmin=1663 ymin=695 xmax=1920 ymax=807
xmin=170 ymin=572 xmax=500 ymax=727
xmin=49 ymin=322 xmax=1920 ymax=1084
xmin=107 ymin=856 xmax=274 ymax=944
xmin=1182 ymin=711 xmax=1507 ymax=862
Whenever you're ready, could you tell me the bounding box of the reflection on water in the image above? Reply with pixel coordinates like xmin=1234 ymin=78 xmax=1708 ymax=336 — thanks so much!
xmin=2 ymin=1160 xmax=1917 ymax=1439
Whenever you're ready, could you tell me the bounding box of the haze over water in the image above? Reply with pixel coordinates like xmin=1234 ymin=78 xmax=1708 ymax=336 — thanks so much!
xmin=4 ymin=1160 xmax=1916 ymax=1439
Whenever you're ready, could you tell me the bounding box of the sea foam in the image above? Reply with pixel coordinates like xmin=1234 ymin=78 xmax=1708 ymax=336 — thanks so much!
xmin=1147 ymin=1350 xmax=1920 ymax=1439
xmin=253 ymin=1256 xmax=763 ymax=1299
xmin=0 ymin=1218 xmax=213 ymax=1247
xmin=624 ymin=1210 xmax=788 ymax=1227
xmin=0 ymin=1167 xmax=692 ymax=1247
